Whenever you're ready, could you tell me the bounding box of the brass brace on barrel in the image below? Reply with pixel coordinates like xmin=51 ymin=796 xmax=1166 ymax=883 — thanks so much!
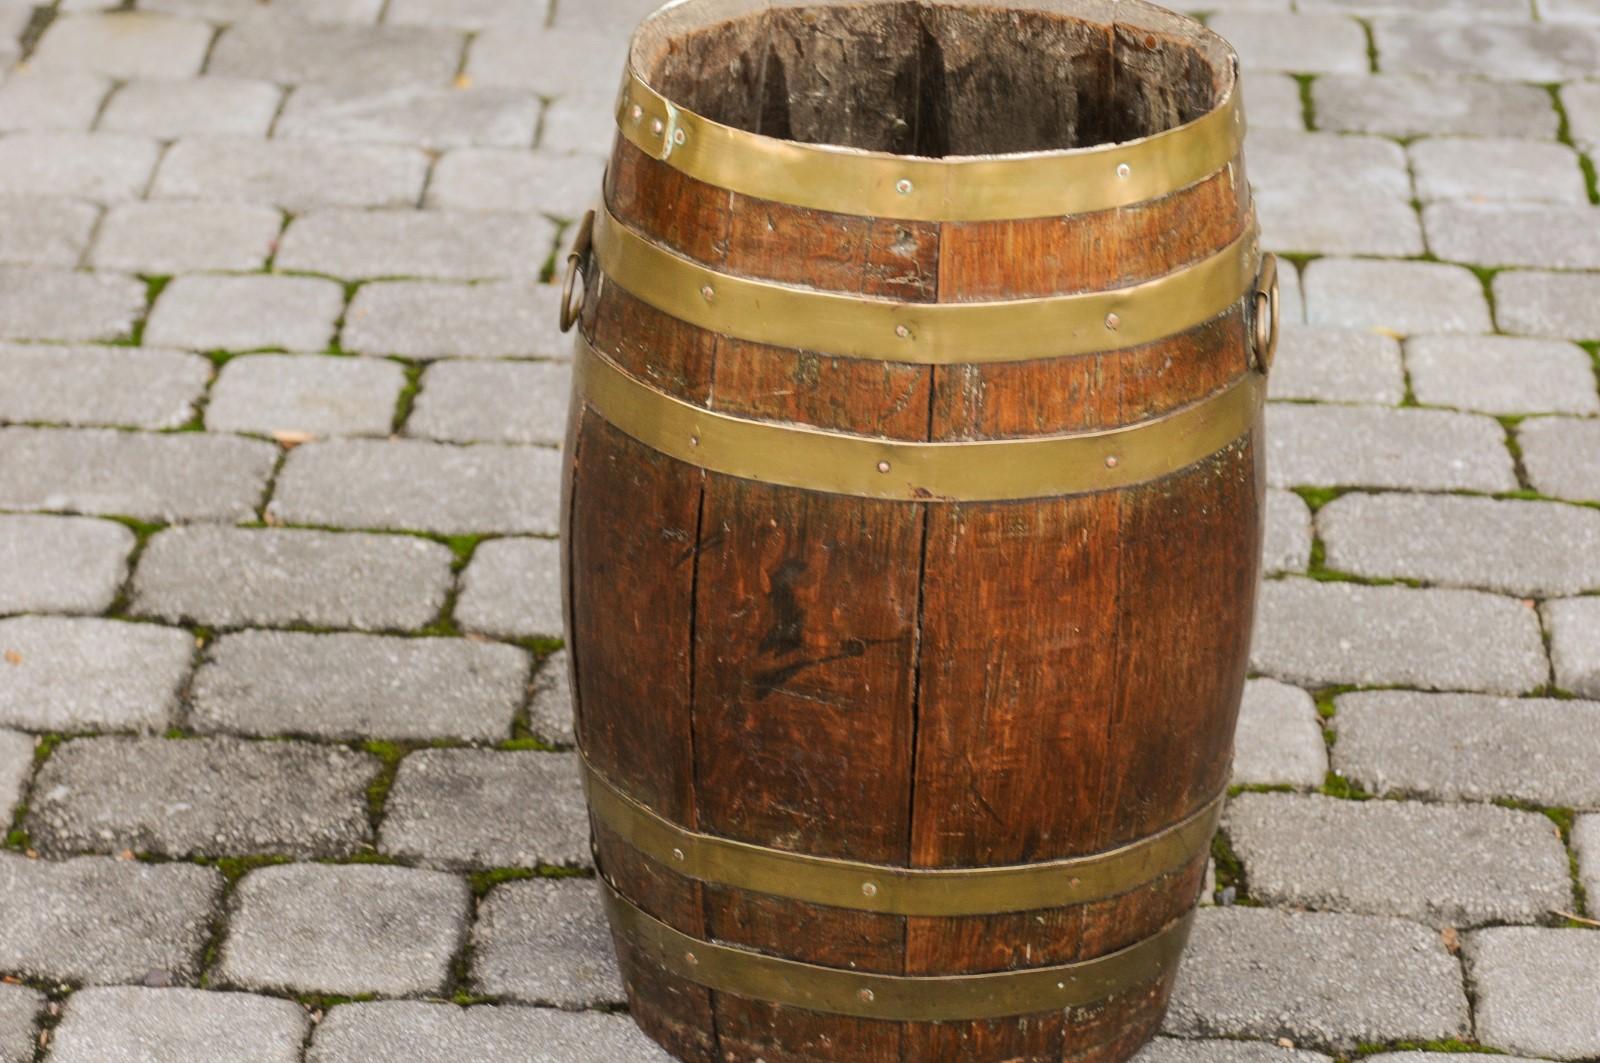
xmin=613 ymin=64 xmax=1245 ymax=223
xmin=585 ymin=757 xmax=1223 ymax=917
xmin=573 ymin=334 xmax=1264 ymax=502
xmin=603 ymin=881 xmax=1196 ymax=1021
xmin=590 ymin=204 xmax=1261 ymax=365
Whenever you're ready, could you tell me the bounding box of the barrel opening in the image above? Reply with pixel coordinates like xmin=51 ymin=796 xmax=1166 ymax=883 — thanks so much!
xmin=638 ymin=0 xmax=1233 ymax=158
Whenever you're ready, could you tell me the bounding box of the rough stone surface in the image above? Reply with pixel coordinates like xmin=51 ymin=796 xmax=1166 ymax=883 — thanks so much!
xmin=1426 ymin=202 xmax=1600 ymax=271
xmin=1258 ymin=191 xmax=1423 ymax=257
xmin=49 ymin=988 xmax=308 ymax=1063
xmin=465 ymin=26 xmax=629 ymax=96
xmin=426 ymin=149 xmax=606 ymax=219
xmin=218 ymin=863 xmax=470 ymax=997
xmin=0 ymin=855 xmax=220 ymax=985
xmin=1266 ymin=404 xmax=1516 ymax=492
xmin=1248 ymin=130 xmax=1410 ymax=200
xmin=456 ymin=536 xmax=564 ymax=638
xmin=527 ymin=650 xmax=574 ymax=747
xmin=1263 ymin=489 xmax=1311 ymax=576
xmin=152 ymin=139 xmax=429 ymax=211
xmin=385 ymin=0 xmax=546 ymax=29
xmin=0 ymin=427 xmax=276 ymax=523
xmin=1406 ymin=335 xmax=1598 ymax=416
xmin=0 ymin=196 xmax=98 ymax=267
xmin=1321 ymin=492 xmax=1600 ymax=596
xmin=1545 ymin=597 xmax=1600 ymax=699
xmin=343 ymin=280 xmax=566 ymax=359
xmin=1244 ymin=74 xmax=1307 ymax=131
xmin=1252 ymin=579 xmax=1548 ymax=694
xmin=0 ymin=515 xmax=134 ymax=614
xmin=90 ymin=201 xmax=284 ymax=274
xmin=275 ymin=209 xmax=553 ymax=281
xmin=1466 ymin=928 xmax=1600 ymax=1060
xmin=1575 ymin=816 xmax=1600 ymax=910
xmin=1136 ymin=1040 xmax=1330 ymax=1062
xmin=1232 ymin=678 xmax=1328 ymax=789
xmin=27 ymin=736 xmax=379 ymax=858
xmin=408 ymin=360 xmax=570 ymax=445
xmin=100 ymin=77 xmax=282 ymax=138
xmin=0 ymin=267 xmax=146 ymax=343
xmin=1209 ymin=12 xmax=1370 ymax=73
xmin=308 ymin=1003 xmax=673 ymax=1063
xmin=0 ymin=343 xmax=210 ymax=429
xmin=0 ymin=730 xmax=31 ymax=825
xmin=1568 ymin=81 xmax=1600 ymax=153
xmin=1495 ymin=271 xmax=1600 ymax=340
xmin=1267 ymin=325 xmax=1405 ymax=405
xmin=1164 ymin=907 xmax=1470 ymax=1049
xmin=30 ymin=12 xmax=214 ymax=80
xmin=1333 ymin=691 xmax=1600 ymax=808
xmin=278 ymin=85 xmax=539 ymax=150
xmin=132 ymin=526 xmax=454 ymax=632
xmin=1303 ymin=258 xmax=1492 ymax=335
xmin=379 ymin=750 xmax=588 ymax=870
xmin=0 ymin=616 xmax=193 ymax=733
xmin=1410 ymin=137 xmax=1589 ymax=205
xmin=470 ymin=879 xmax=623 ymax=1005
xmin=1314 ymin=74 xmax=1561 ymax=139
xmin=191 ymin=630 xmax=529 ymax=742
xmin=538 ymin=93 xmax=616 ymax=156
xmin=0 ymin=984 xmax=37 ymax=1063
xmin=0 ymin=70 xmax=109 ymax=132
xmin=145 ymin=274 xmax=346 ymax=353
xmin=209 ymin=18 xmax=465 ymax=90
xmin=269 ymin=440 xmax=562 ymax=536
xmin=1375 ymin=19 xmax=1600 ymax=81
xmin=1227 ymin=793 xmax=1571 ymax=926
xmin=205 ymin=354 xmax=404 ymax=438
xmin=1519 ymin=417 xmax=1600 ymax=501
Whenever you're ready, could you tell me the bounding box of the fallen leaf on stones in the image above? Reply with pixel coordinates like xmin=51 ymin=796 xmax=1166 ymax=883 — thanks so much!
xmin=1277 ymin=1039 xmax=1295 ymax=1049
xmin=1556 ymin=909 xmax=1600 ymax=928
xmin=117 ymin=849 xmax=136 ymax=861
xmin=1440 ymin=927 xmax=1460 ymax=954
xmin=3 ymin=650 xmax=19 ymax=666
xmin=272 ymin=430 xmax=315 ymax=449
xmin=454 ymin=73 xmax=474 ymax=89
xmin=1 ymin=976 xmax=18 ymax=985
xmin=1370 ymin=326 xmax=1404 ymax=340
xmin=23 ymin=850 xmax=37 ymax=860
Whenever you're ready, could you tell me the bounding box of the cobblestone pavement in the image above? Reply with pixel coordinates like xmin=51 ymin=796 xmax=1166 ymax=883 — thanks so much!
xmin=0 ymin=0 xmax=1596 ymax=1060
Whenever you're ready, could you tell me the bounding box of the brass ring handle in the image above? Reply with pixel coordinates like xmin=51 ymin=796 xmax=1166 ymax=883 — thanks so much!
xmin=559 ymin=208 xmax=597 ymax=334
xmin=1252 ymin=253 xmax=1280 ymax=375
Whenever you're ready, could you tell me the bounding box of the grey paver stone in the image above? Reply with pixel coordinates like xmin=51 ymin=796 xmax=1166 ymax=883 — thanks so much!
xmin=1164 ymin=907 xmax=1469 ymax=1048
xmin=1313 ymin=74 xmax=1560 ymax=139
xmin=1136 ymin=1041 xmax=1330 ymax=1063
xmin=1545 ymin=597 xmax=1600 ymax=699
xmin=426 ymin=149 xmax=605 ymax=219
xmin=132 ymin=527 xmax=455 ymax=632
xmin=100 ymin=77 xmax=283 ymax=139
xmin=191 ymin=630 xmax=529 ymax=742
xmin=91 ymin=201 xmax=283 ymax=274
xmin=152 ymin=139 xmax=429 ymax=211
xmin=278 ymin=84 xmax=539 ymax=150
xmin=1264 ymin=489 xmax=1312 ymax=575
xmin=1303 ymin=258 xmax=1491 ymax=335
xmin=1248 ymin=130 xmax=1410 ymax=200
xmin=210 ymin=18 xmax=466 ymax=90
xmin=1467 ymin=928 xmax=1600 ymax=1059
xmin=1410 ymin=137 xmax=1588 ymax=205
xmin=0 ymin=731 xmax=32 ymax=827
xmin=0 ymin=267 xmax=146 ymax=343
xmin=1518 ymin=417 xmax=1600 ymax=501
xmin=379 ymin=750 xmax=588 ymax=869
xmin=1266 ymin=404 xmax=1515 ymax=492
xmin=1209 ymin=12 xmax=1370 ymax=73
xmin=528 ymin=650 xmax=573 ymax=747
xmin=456 ymin=536 xmax=564 ymax=638
xmin=1333 ymin=690 xmax=1600 ymax=807
xmin=1567 ymin=82 xmax=1600 ymax=153
xmin=206 ymin=354 xmax=404 ymax=438
xmin=1426 ymin=202 xmax=1600 ymax=271
xmin=1543 ymin=0 xmax=1600 ymax=18
xmin=0 ymin=854 xmax=220 ymax=985
xmin=1494 ymin=270 xmax=1600 ymax=340
xmin=1407 ymin=335 xmax=1598 ymax=416
xmin=470 ymin=879 xmax=622 ymax=1005
xmin=0 ymin=196 xmax=97 ymax=267
xmin=1366 ymin=1056 xmax=1542 ymax=1063
xmin=0 ymin=515 xmax=134 ymax=614
xmin=0 ymin=984 xmax=38 ymax=1063
xmin=270 ymin=440 xmax=562 ymax=536
xmin=143 ymin=0 xmax=383 ymax=19
xmin=0 ymin=343 xmax=210 ymax=429
xmin=275 ymin=209 xmax=553 ymax=281
xmin=1267 ymin=325 xmax=1404 ymax=405
xmin=1258 ymin=191 xmax=1422 ymax=257
xmin=538 ymin=94 xmax=617 ymax=157
xmin=343 ymin=280 xmax=567 ymax=359
xmin=1252 ymin=578 xmax=1547 ymax=694
xmin=1575 ymin=816 xmax=1600 ymax=911
xmin=465 ymin=27 xmax=630 ymax=96
xmin=0 ymin=70 xmax=110 ymax=132
xmin=1232 ymin=678 xmax=1328 ymax=789
xmin=1227 ymin=793 xmax=1570 ymax=926
xmin=0 ymin=617 xmax=191 ymax=732
xmin=0 ymin=427 xmax=274 ymax=523
xmin=49 ymin=988 xmax=307 ymax=1063
xmin=549 ymin=0 xmax=670 ymax=29
xmin=145 ymin=274 xmax=344 ymax=353
xmin=30 ymin=12 xmax=214 ymax=80
xmin=385 ymin=0 xmax=547 ymax=29
xmin=1375 ymin=18 xmax=1600 ymax=80
xmin=1299 ymin=0 xmax=1528 ymax=14
xmin=218 ymin=863 xmax=470 ymax=997
xmin=1321 ymin=493 xmax=1600 ymax=596
xmin=28 ymin=736 xmax=378 ymax=858
xmin=1244 ymin=74 xmax=1308 ymax=131
xmin=409 ymin=360 xmax=570 ymax=445
xmin=308 ymin=1003 xmax=672 ymax=1063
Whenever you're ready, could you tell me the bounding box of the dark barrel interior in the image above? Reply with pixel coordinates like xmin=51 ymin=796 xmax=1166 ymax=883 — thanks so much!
xmin=635 ymin=0 xmax=1232 ymax=158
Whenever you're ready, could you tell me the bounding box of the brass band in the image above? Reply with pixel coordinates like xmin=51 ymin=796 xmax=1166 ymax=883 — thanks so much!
xmin=586 ymin=757 xmax=1222 ymax=917
xmin=592 ymin=204 xmax=1260 ymax=365
xmin=574 ymin=335 xmax=1264 ymax=502
xmin=615 ymin=67 xmax=1244 ymax=224
xmin=603 ymin=881 xmax=1195 ymax=1021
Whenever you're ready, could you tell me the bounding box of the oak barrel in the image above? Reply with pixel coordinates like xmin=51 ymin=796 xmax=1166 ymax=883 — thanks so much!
xmin=559 ymin=1 xmax=1275 ymax=1059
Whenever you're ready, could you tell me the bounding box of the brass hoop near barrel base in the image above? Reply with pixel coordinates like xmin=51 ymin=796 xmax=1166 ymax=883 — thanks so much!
xmin=603 ymin=882 xmax=1195 ymax=1022
xmin=586 ymin=756 xmax=1223 ymax=917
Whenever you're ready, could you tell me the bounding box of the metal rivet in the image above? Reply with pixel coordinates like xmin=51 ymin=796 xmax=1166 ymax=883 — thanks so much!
xmin=895 ymin=179 xmax=913 ymax=195
xmin=1116 ymin=163 xmax=1131 ymax=179
xmin=629 ymin=104 xmax=643 ymax=123
xmin=684 ymin=951 xmax=699 ymax=966
xmin=1105 ymin=455 xmax=1119 ymax=469
xmin=857 ymin=989 xmax=875 ymax=1004
xmin=673 ymin=129 xmax=686 ymax=145
xmin=877 ymin=461 xmax=891 ymax=474
xmin=687 ymin=437 xmax=700 ymax=449
xmin=861 ymin=882 xmax=878 ymax=897
xmin=894 ymin=324 xmax=912 ymax=339
xmin=701 ymin=285 xmax=715 ymax=302
xmin=672 ymin=847 xmax=687 ymax=860
xmin=650 ymin=118 xmax=664 ymax=136
xmin=1105 ymin=312 xmax=1121 ymax=331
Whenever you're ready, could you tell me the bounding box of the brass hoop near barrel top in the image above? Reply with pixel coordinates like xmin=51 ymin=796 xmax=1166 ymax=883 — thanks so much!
xmin=590 ymin=205 xmax=1260 ymax=365
xmin=585 ymin=756 xmax=1222 ymax=917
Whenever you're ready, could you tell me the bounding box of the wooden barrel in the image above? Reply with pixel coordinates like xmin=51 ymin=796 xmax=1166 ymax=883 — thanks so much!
xmin=559 ymin=1 xmax=1274 ymax=1059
